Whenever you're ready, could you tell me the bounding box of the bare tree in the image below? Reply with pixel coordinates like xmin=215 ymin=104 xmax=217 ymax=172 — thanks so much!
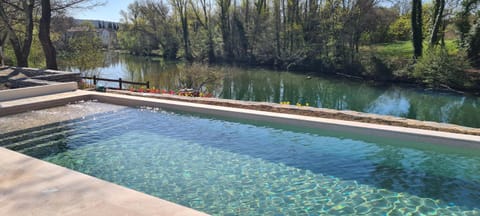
xmin=0 ymin=0 xmax=104 ymax=68
xmin=190 ymin=0 xmax=216 ymax=62
xmin=171 ymin=0 xmax=193 ymax=61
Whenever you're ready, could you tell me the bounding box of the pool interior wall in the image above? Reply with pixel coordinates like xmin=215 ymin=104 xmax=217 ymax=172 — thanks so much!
xmin=2 ymin=101 xmax=480 ymax=215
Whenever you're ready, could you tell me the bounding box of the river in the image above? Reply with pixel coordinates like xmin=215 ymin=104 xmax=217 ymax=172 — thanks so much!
xmin=61 ymin=53 xmax=480 ymax=128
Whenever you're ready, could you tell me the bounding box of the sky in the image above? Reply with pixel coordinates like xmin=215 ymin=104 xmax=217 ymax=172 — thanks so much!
xmin=71 ymin=0 xmax=134 ymax=22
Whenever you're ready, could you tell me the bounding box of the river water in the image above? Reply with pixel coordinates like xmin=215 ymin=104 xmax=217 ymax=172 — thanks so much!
xmin=61 ymin=53 xmax=480 ymax=128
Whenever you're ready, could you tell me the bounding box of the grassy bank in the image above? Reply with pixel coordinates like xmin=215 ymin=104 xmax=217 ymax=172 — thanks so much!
xmin=363 ymin=40 xmax=458 ymax=58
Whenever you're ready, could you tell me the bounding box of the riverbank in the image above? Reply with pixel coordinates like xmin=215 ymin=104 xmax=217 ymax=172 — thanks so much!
xmin=118 ymin=48 xmax=480 ymax=95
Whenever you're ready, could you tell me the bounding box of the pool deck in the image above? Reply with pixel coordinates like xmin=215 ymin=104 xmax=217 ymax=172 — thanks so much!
xmin=0 ymin=148 xmax=208 ymax=216
xmin=1 ymin=90 xmax=480 ymax=215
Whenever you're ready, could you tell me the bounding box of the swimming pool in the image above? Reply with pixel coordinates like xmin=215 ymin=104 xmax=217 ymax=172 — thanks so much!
xmin=1 ymin=102 xmax=480 ymax=215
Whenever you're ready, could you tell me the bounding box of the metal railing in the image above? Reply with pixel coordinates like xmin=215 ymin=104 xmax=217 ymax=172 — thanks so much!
xmin=82 ymin=75 xmax=150 ymax=90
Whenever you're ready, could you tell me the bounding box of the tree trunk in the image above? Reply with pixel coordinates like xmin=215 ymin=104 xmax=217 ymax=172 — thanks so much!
xmin=218 ymin=0 xmax=233 ymax=61
xmin=181 ymin=14 xmax=193 ymax=61
xmin=0 ymin=45 xmax=4 ymax=66
xmin=429 ymin=0 xmax=445 ymax=46
xmin=0 ymin=0 xmax=34 ymax=67
xmin=39 ymin=0 xmax=58 ymax=70
xmin=274 ymin=0 xmax=281 ymax=63
xmin=0 ymin=32 xmax=5 ymax=66
xmin=411 ymin=0 xmax=423 ymax=58
xmin=207 ymin=30 xmax=216 ymax=63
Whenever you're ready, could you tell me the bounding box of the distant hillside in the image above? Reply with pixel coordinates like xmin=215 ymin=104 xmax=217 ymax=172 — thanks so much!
xmin=74 ymin=19 xmax=119 ymax=31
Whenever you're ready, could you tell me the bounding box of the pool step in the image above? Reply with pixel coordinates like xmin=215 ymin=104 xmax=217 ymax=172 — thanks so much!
xmin=2 ymin=116 xmax=134 ymax=152
xmin=1 ymin=116 xmax=130 ymax=148
xmin=0 ymin=109 xmax=132 ymax=143
xmin=0 ymin=110 xmax=133 ymax=146
xmin=16 ymin=118 xmax=136 ymax=158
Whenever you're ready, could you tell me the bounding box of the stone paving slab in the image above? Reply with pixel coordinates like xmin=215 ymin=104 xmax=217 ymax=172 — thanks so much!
xmin=0 ymin=148 xmax=209 ymax=216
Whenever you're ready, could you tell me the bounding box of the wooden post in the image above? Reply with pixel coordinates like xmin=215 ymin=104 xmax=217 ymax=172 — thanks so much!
xmin=146 ymin=81 xmax=150 ymax=89
xmin=119 ymin=78 xmax=123 ymax=90
xmin=93 ymin=75 xmax=97 ymax=85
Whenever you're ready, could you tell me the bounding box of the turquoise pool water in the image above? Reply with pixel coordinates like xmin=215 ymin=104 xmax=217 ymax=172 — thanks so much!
xmin=1 ymin=102 xmax=480 ymax=215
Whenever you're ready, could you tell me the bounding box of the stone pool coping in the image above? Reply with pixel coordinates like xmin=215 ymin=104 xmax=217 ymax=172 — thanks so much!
xmin=0 ymin=148 xmax=208 ymax=216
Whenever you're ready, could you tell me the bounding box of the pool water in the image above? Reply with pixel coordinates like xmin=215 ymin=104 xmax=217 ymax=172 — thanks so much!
xmin=1 ymin=102 xmax=480 ymax=215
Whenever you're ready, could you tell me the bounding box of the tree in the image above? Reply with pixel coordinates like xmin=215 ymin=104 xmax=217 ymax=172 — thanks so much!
xmin=429 ymin=0 xmax=445 ymax=46
xmin=217 ymin=0 xmax=233 ymax=61
xmin=456 ymin=0 xmax=480 ymax=66
xmin=0 ymin=0 xmax=104 ymax=68
xmin=62 ymin=22 xmax=104 ymax=73
xmin=190 ymin=0 xmax=216 ymax=63
xmin=412 ymin=0 xmax=423 ymax=58
xmin=118 ymin=0 xmax=179 ymax=58
xmin=45 ymin=0 xmax=105 ymax=69
xmin=388 ymin=15 xmax=411 ymax=41
xmin=0 ymin=0 xmax=35 ymax=67
xmin=40 ymin=0 xmax=58 ymax=69
xmin=172 ymin=0 xmax=193 ymax=61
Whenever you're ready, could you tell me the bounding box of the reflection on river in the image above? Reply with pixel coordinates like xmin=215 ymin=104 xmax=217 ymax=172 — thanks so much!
xmin=61 ymin=53 xmax=480 ymax=128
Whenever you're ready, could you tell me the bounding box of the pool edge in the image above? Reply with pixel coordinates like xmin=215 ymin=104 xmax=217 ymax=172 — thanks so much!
xmin=0 ymin=147 xmax=209 ymax=216
xmin=90 ymin=91 xmax=480 ymax=149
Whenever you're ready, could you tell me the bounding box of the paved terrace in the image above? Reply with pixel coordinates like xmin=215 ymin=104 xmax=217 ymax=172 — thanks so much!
xmin=0 ymin=66 xmax=79 ymax=90
xmin=0 ymin=148 xmax=208 ymax=216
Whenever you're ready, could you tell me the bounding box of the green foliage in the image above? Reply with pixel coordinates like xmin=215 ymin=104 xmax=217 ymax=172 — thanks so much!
xmin=58 ymin=23 xmax=104 ymax=73
xmin=28 ymin=28 xmax=46 ymax=68
xmin=118 ymin=1 xmax=179 ymax=59
xmin=388 ymin=15 xmax=411 ymax=41
xmin=413 ymin=47 xmax=470 ymax=88
xmin=117 ymin=29 xmax=154 ymax=56
xmin=2 ymin=27 xmax=46 ymax=68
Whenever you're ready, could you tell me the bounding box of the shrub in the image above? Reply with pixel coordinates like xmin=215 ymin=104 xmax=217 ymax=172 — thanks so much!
xmin=360 ymin=54 xmax=394 ymax=81
xmin=388 ymin=15 xmax=411 ymax=41
xmin=177 ymin=63 xmax=223 ymax=93
xmin=413 ymin=47 xmax=470 ymax=89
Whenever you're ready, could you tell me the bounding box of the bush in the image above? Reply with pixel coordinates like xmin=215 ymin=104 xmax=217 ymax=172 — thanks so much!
xmin=388 ymin=15 xmax=411 ymax=41
xmin=361 ymin=55 xmax=394 ymax=81
xmin=413 ymin=47 xmax=470 ymax=89
xmin=177 ymin=63 xmax=223 ymax=93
